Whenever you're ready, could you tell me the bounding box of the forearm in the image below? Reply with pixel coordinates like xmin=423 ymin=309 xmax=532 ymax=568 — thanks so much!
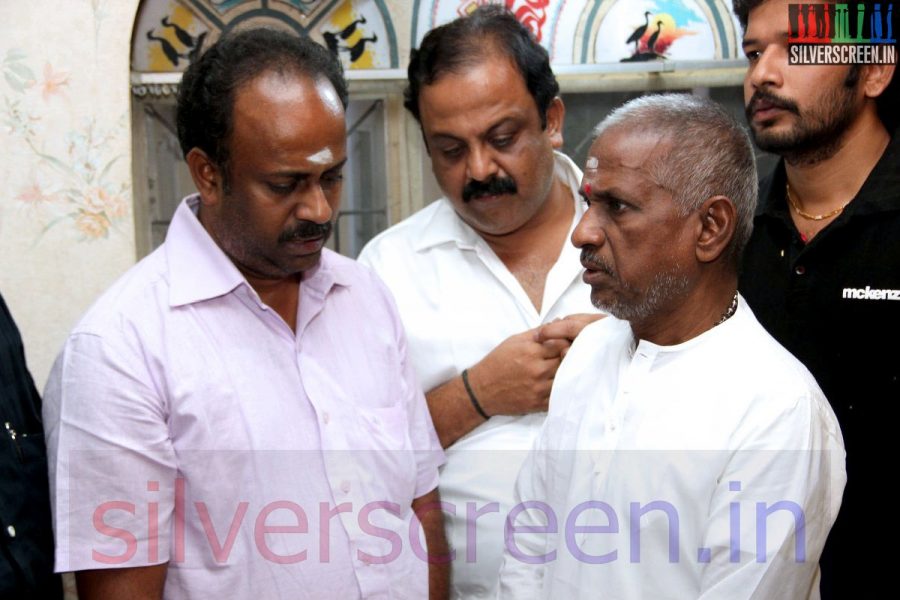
xmin=412 ymin=489 xmax=451 ymax=600
xmin=426 ymin=376 xmax=487 ymax=449
xmin=76 ymin=563 xmax=168 ymax=600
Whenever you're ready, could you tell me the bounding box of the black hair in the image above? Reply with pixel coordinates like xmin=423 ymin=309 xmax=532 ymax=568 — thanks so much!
xmin=733 ymin=0 xmax=898 ymax=133
xmin=176 ymin=28 xmax=348 ymax=176
xmin=404 ymin=4 xmax=559 ymax=128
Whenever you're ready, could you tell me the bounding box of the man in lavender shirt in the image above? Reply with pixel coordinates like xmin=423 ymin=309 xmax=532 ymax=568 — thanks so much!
xmin=43 ymin=29 xmax=447 ymax=600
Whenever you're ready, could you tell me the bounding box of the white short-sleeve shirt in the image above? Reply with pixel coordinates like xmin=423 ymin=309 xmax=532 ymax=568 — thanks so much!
xmin=359 ymin=152 xmax=599 ymax=598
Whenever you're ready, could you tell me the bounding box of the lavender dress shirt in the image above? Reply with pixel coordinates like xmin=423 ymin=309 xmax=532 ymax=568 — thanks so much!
xmin=43 ymin=195 xmax=444 ymax=599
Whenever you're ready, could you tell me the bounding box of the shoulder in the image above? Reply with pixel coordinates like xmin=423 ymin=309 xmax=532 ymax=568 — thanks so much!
xmin=548 ymin=316 xmax=630 ymax=410
xmin=70 ymin=248 xmax=170 ymax=338
xmin=722 ymin=305 xmax=839 ymax=441
xmin=358 ymin=199 xmax=447 ymax=268
xmin=567 ymin=316 xmax=628 ymax=359
xmin=732 ymin=304 xmax=820 ymax=391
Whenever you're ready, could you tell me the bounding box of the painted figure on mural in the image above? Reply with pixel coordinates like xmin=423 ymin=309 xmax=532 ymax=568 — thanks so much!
xmin=620 ymin=7 xmax=695 ymax=62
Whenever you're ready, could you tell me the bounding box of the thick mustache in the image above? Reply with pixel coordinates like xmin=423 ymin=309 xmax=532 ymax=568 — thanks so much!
xmin=745 ymin=90 xmax=800 ymax=119
xmin=580 ymin=248 xmax=616 ymax=278
xmin=462 ymin=176 xmax=517 ymax=203
xmin=278 ymin=221 xmax=332 ymax=244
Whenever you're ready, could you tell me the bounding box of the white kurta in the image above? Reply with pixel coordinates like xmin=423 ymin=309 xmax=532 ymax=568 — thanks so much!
xmin=499 ymin=297 xmax=845 ymax=599
xmin=359 ymin=152 xmax=599 ymax=598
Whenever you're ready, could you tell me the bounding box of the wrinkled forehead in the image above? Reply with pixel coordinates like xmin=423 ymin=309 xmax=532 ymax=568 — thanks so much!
xmin=587 ymin=125 xmax=673 ymax=174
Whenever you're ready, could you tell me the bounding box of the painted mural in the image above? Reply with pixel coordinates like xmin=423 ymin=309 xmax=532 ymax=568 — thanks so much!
xmin=412 ymin=0 xmax=744 ymax=64
xmin=596 ymin=0 xmax=712 ymax=62
xmin=132 ymin=0 xmax=397 ymax=71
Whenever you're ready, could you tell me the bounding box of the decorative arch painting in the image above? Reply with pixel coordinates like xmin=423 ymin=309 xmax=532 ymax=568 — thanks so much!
xmin=132 ymin=0 xmax=399 ymax=72
xmin=411 ymin=0 xmax=744 ymax=64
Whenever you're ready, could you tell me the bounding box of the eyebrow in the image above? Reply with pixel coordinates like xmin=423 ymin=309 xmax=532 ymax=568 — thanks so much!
xmin=429 ymin=116 xmax=519 ymax=142
xmin=742 ymin=32 xmax=790 ymax=48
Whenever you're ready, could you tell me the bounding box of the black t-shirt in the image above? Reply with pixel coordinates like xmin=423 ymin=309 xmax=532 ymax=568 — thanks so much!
xmin=740 ymin=134 xmax=900 ymax=594
xmin=0 ymin=292 xmax=61 ymax=598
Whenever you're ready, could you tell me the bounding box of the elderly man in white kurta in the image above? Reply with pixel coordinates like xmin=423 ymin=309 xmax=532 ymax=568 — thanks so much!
xmin=498 ymin=95 xmax=845 ymax=599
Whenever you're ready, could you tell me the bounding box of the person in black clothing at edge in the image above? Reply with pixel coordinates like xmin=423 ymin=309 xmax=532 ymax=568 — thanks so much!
xmin=0 ymin=291 xmax=62 ymax=599
xmin=734 ymin=0 xmax=898 ymax=596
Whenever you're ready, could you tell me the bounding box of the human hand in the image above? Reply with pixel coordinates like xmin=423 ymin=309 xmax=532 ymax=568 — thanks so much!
xmin=534 ymin=313 xmax=604 ymax=359
xmin=466 ymin=328 xmax=570 ymax=416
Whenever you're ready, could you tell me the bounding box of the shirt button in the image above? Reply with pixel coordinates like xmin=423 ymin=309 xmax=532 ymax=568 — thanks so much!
xmin=6 ymin=525 xmax=15 ymax=538
xmin=322 ymin=412 xmax=330 ymax=425
xmin=794 ymin=265 xmax=806 ymax=275
xmin=341 ymin=481 xmax=351 ymax=494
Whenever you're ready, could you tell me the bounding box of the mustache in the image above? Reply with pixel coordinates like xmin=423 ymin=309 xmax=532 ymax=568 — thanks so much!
xmin=745 ymin=89 xmax=800 ymax=119
xmin=462 ymin=176 xmax=517 ymax=203
xmin=580 ymin=247 xmax=617 ymax=278
xmin=278 ymin=221 xmax=332 ymax=244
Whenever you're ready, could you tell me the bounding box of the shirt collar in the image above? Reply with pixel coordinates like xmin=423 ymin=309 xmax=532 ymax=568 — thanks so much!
xmin=165 ymin=195 xmax=351 ymax=308
xmin=413 ymin=150 xmax=585 ymax=252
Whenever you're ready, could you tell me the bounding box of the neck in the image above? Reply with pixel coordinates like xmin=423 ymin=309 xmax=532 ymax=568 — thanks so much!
xmin=479 ymin=176 xmax=574 ymax=260
xmin=631 ymin=275 xmax=737 ymax=346
xmin=785 ymin=111 xmax=889 ymax=212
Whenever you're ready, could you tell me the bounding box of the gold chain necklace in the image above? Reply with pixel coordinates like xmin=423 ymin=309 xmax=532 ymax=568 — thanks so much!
xmin=786 ymin=182 xmax=848 ymax=221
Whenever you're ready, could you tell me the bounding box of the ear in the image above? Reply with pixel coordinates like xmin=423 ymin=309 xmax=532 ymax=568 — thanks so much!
xmin=695 ymin=195 xmax=736 ymax=264
xmin=544 ymin=96 xmax=565 ymax=149
xmin=186 ymin=147 xmax=224 ymax=207
xmin=861 ymin=63 xmax=896 ymax=99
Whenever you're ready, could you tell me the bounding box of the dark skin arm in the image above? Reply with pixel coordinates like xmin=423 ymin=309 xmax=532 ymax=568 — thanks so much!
xmin=412 ymin=488 xmax=451 ymax=600
xmin=425 ymin=314 xmax=603 ymax=448
xmin=76 ymin=563 xmax=168 ymax=600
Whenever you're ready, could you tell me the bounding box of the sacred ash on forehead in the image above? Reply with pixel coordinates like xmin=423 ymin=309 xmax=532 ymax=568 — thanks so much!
xmin=585 ymin=156 xmax=599 ymax=172
xmin=307 ymin=147 xmax=334 ymax=165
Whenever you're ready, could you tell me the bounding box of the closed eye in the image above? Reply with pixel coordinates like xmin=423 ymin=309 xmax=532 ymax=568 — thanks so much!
xmin=321 ymin=170 xmax=344 ymax=188
xmin=268 ymin=181 xmax=296 ymax=194
xmin=491 ymin=135 xmax=514 ymax=149
xmin=439 ymin=145 xmax=464 ymax=159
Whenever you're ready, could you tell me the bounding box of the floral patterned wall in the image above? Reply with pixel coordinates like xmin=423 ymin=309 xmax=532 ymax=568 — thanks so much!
xmin=0 ymin=0 xmax=141 ymax=385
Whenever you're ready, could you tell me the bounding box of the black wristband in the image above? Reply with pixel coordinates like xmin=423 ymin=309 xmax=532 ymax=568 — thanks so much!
xmin=461 ymin=368 xmax=490 ymax=420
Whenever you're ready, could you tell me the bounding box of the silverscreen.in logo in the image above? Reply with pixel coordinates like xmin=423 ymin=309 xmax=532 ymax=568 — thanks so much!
xmin=788 ymin=3 xmax=897 ymax=64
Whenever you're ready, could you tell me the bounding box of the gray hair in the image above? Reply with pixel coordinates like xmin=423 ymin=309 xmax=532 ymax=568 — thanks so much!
xmin=593 ymin=93 xmax=758 ymax=268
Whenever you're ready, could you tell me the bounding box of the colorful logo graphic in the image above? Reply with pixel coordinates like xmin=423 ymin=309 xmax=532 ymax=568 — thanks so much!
xmin=788 ymin=3 xmax=897 ymax=64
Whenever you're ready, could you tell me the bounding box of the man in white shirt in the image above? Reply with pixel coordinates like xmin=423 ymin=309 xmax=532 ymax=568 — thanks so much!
xmin=358 ymin=6 xmax=600 ymax=597
xmin=498 ymin=94 xmax=846 ymax=599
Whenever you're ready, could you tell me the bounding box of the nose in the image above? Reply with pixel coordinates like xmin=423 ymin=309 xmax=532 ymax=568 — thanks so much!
xmin=465 ymin=145 xmax=499 ymax=182
xmin=295 ymin=182 xmax=334 ymax=224
xmin=747 ymin=45 xmax=785 ymax=92
xmin=571 ymin=206 xmax=605 ymax=250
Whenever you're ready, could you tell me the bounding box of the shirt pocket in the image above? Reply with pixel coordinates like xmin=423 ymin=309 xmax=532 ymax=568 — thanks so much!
xmin=355 ymin=405 xmax=417 ymax=506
